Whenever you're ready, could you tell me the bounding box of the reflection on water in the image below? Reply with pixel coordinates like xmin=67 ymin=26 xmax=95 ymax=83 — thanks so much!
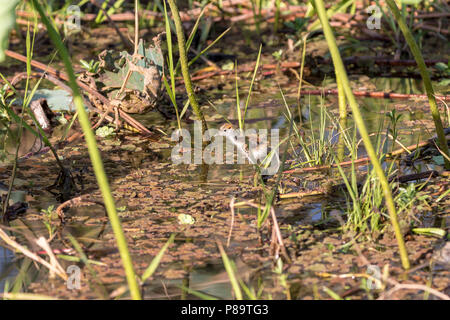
xmin=0 ymin=247 xmax=17 ymax=290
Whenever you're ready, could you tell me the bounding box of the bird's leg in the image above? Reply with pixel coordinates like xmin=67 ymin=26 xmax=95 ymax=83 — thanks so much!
xmin=253 ymin=171 xmax=259 ymax=187
xmin=108 ymin=99 xmax=122 ymax=130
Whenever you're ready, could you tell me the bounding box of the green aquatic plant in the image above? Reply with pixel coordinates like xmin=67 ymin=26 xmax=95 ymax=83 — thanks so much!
xmin=79 ymin=59 xmax=100 ymax=74
xmin=287 ymin=96 xmax=337 ymax=168
xmin=217 ymin=241 xmax=242 ymax=300
xmin=312 ymin=0 xmax=410 ymax=269
xmin=386 ymin=109 xmax=402 ymax=153
xmin=334 ymin=126 xmax=388 ymax=235
xmin=41 ymin=205 xmax=57 ymax=239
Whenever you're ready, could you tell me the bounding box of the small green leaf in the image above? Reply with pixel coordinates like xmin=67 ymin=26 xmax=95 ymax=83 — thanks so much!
xmin=80 ymin=59 xmax=90 ymax=69
xmin=141 ymin=234 xmax=175 ymax=282
xmin=412 ymin=228 xmax=446 ymax=238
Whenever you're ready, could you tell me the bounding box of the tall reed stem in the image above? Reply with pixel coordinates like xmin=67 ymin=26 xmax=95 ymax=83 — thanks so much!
xmin=32 ymin=0 xmax=142 ymax=299
xmin=313 ymin=0 xmax=410 ymax=270
xmin=166 ymin=0 xmax=208 ymax=134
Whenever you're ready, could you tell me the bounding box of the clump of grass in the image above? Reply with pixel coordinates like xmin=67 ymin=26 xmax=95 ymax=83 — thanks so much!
xmin=286 ymin=96 xmax=338 ymax=169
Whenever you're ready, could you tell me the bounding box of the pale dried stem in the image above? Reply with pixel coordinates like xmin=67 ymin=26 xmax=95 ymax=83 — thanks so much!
xmin=0 ymin=228 xmax=67 ymax=280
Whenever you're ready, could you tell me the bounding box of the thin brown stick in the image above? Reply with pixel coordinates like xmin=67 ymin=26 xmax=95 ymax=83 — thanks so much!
xmin=0 ymin=228 xmax=67 ymax=280
xmin=9 ymin=71 xmax=119 ymax=150
xmin=270 ymin=207 xmax=291 ymax=263
xmin=10 ymin=71 xmax=101 ymax=115
xmin=283 ymin=157 xmax=369 ymax=174
xmin=56 ymin=194 xmax=105 ymax=222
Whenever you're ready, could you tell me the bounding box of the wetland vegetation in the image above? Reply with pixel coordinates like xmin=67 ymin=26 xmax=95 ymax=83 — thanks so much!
xmin=0 ymin=0 xmax=449 ymax=300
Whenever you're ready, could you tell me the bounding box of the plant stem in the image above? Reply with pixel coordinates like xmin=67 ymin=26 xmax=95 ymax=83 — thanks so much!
xmin=296 ymin=34 xmax=308 ymax=125
xmin=166 ymin=0 xmax=208 ymax=135
xmin=386 ymin=0 xmax=450 ymax=170
xmin=31 ymin=0 xmax=142 ymax=299
xmin=336 ymin=76 xmax=347 ymax=162
xmin=313 ymin=0 xmax=410 ymax=270
xmin=274 ymin=0 xmax=281 ymax=33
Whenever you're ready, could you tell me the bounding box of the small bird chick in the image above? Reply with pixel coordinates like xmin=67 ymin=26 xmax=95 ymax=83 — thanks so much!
xmin=218 ymin=123 xmax=280 ymax=174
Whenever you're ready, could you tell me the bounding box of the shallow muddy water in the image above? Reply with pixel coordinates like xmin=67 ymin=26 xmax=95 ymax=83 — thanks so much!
xmin=0 ymin=77 xmax=448 ymax=299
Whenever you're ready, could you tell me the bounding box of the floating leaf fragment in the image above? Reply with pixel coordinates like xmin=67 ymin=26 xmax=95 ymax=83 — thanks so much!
xmin=178 ymin=214 xmax=195 ymax=225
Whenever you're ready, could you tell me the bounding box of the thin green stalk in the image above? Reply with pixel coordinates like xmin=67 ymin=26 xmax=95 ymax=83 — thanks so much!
xmin=141 ymin=234 xmax=175 ymax=282
xmin=313 ymin=0 xmax=410 ymax=270
xmin=31 ymin=0 xmax=141 ymax=299
xmin=188 ymin=27 xmax=231 ymax=67
xmin=3 ymin=128 xmax=22 ymax=216
xmin=166 ymin=0 xmax=207 ymax=135
xmin=175 ymin=6 xmax=206 ymax=74
xmin=235 ymin=64 xmax=242 ymax=132
xmin=250 ymin=0 xmax=261 ymax=36
xmin=336 ymin=75 xmax=347 ymax=162
xmin=386 ymin=0 xmax=450 ymax=170
xmin=296 ymin=34 xmax=308 ymax=124
xmin=67 ymin=234 xmax=109 ymax=299
xmin=217 ymin=241 xmax=242 ymax=300
xmin=258 ymin=96 xmax=294 ymax=228
xmin=234 ymin=45 xmax=262 ymax=133
xmin=162 ymin=0 xmax=181 ymax=131
xmin=2 ymin=24 xmax=38 ymax=216
xmin=274 ymin=0 xmax=281 ymax=33
xmin=242 ymin=44 xmax=262 ymax=125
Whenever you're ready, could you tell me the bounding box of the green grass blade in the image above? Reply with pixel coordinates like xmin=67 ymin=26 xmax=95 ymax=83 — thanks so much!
xmin=242 ymin=44 xmax=262 ymax=124
xmin=188 ymin=27 xmax=231 ymax=67
xmin=141 ymin=234 xmax=175 ymax=282
xmin=217 ymin=241 xmax=242 ymax=300
xmin=31 ymin=0 xmax=142 ymax=299
xmin=178 ymin=286 xmax=219 ymax=300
